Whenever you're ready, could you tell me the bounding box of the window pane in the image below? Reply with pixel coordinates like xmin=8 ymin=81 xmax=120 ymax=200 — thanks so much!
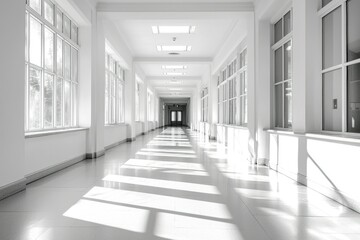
xmin=284 ymin=11 xmax=292 ymax=36
xmin=322 ymin=69 xmax=342 ymax=131
xmin=63 ymin=15 xmax=71 ymax=38
xmin=105 ymin=73 xmax=109 ymax=125
xmin=29 ymin=67 xmax=42 ymax=130
xmin=171 ymin=111 xmax=176 ymax=121
xmin=347 ymin=0 xmax=360 ymax=62
xmin=64 ymin=80 xmax=71 ymax=126
xmin=56 ymin=8 xmax=62 ymax=32
xmin=64 ymin=42 xmax=71 ymax=79
xmin=71 ymin=48 xmax=78 ymax=82
xmin=29 ymin=16 xmax=42 ymax=67
xmin=347 ymin=63 xmax=360 ymax=132
xmin=71 ymin=22 xmax=78 ymax=43
xmin=57 ymin=38 xmax=63 ymax=75
xmin=322 ymin=7 xmax=342 ymax=69
xmin=275 ymin=84 xmax=283 ymax=128
xmin=25 ymin=12 xmax=28 ymax=62
xmin=44 ymin=73 xmax=54 ymax=128
xmin=322 ymin=0 xmax=332 ymax=8
xmin=29 ymin=0 xmax=41 ymax=15
xmin=72 ymin=84 xmax=77 ymax=126
xmin=44 ymin=0 xmax=54 ymax=25
xmin=56 ymin=78 xmax=63 ymax=127
xmin=274 ymin=19 xmax=282 ymax=43
xmin=284 ymin=41 xmax=292 ymax=80
xmin=275 ymin=47 xmax=283 ymax=83
xmin=284 ymin=81 xmax=292 ymax=128
xmin=44 ymin=27 xmax=54 ymax=71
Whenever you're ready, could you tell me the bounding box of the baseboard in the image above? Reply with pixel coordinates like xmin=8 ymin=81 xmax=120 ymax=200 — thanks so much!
xmin=86 ymin=150 xmax=105 ymax=159
xmin=26 ymin=154 xmax=87 ymax=184
xmin=104 ymin=139 xmax=127 ymax=151
xmin=127 ymin=137 xmax=136 ymax=142
xmin=209 ymin=136 xmax=216 ymax=141
xmin=0 ymin=178 xmax=27 ymax=201
xmin=272 ymin=164 xmax=360 ymax=213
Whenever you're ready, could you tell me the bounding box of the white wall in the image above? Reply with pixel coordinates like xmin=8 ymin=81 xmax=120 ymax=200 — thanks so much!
xmin=0 ymin=0 xmax=26 ymax=187
xmin=25 ymin=131 xmax=87 ymax=176
xmin=104 ymin=125 xmax=128 ymax=148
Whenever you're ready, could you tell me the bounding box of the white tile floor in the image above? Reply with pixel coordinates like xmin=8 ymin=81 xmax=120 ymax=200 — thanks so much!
xmin=1 ymin=127 xmax=360 ymax=240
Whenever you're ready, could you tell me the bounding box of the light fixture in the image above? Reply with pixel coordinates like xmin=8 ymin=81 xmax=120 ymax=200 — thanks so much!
xmin=162 ymin=65 xmax=187 ymax=70
xmin=169 ymin=88 xmax=182 ymax=91
xmin=157 ymin=45 xmax=192 ymax=52
xmin=152 ymin=26 xmax=196 ymax=34
xmin=164 ymin=72 xmax=185 ymax=76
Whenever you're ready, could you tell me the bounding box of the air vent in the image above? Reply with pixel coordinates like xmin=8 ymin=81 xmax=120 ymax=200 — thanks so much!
xmin=168 ymin=52 xmax=180 ymax=55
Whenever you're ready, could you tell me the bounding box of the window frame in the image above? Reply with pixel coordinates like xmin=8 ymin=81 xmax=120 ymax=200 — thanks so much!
xmin=319 ymin=0 xmax=360 ymax=134
xmin=105 ymin=53 xmax=125 ymax=126
xmin=271 ymin=8 xmax=293 ymax=130
xmin=25 ymin=0 xmax=79 ymax=132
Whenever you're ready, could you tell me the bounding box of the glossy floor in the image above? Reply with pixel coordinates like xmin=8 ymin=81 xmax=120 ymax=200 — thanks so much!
xmin=1 ymin=127 xmax=360 ymax=240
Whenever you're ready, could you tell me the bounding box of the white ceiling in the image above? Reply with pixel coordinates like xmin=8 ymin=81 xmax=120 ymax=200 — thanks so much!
xmin=98 ymin=1 xmax=252 ymax=99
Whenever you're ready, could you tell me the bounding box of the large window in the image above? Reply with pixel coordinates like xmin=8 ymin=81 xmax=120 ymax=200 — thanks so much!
xmin=272 ymin=10 xmax=292 ymax=129
xmin=321 ymin=0 xmax=360 ymax=133
xmin=217 ymin=48 xmax=247 ymax=125
xmin=201 ymin=87 xmax=209 ymax=122
xmin=25 ymin=0 xmax=79 ymax=131
xmin=105 ymin=54 xmax=125 ymax=125
xmin=147 ymin=89 xmax=154 ymax=121
xmin=135 ymin=80 xmax=141 ymax=121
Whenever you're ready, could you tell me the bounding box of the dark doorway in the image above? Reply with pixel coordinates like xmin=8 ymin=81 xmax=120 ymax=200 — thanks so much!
xmin=170 ymin=110 xmax=183 ymax=126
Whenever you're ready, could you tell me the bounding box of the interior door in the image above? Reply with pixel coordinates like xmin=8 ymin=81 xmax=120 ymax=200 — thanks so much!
xmin=170 ymin=111 xmax=182 ymax=126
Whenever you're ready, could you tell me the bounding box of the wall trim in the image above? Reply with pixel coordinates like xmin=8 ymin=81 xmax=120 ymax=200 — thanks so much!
xmin=26 ymin=154 xmax=87 ymax=184
xmin=256 ymin=158 xmax=269 ymax=166
xmin=104 ymin=139 xmax=127 ymax=151
xmin=127 ymin=137 xmax=136 ymax=142
xmin=0 ymin=178 xmax=27 ymax=201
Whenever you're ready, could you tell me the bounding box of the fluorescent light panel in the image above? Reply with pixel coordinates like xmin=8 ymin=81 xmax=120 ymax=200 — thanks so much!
xmin=162 ymin=65 xmax=187 ymax=69
xmin=164 ymin=72 xmax=185 ymax=76
xmin=152 ymin=26 xmax=196 ymax=34
xmin=157 ymin=45 xmax=192 ymax=52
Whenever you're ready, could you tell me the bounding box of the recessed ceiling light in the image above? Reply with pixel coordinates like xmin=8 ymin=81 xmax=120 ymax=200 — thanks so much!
xmin=152 ymin=26 xmax=196 ymax=34
xmin=162 ymin=65 xmax=187 ymax=69
xmin=157 ymin=45 xmax=191 ymax=52
xmin=164 ymin=72 xmax=185 ymax=76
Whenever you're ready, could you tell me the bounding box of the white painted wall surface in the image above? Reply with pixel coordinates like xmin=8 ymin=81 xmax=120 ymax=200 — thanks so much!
xmin=104 ymin=125 xmax=128 ymax=148
xmin=25 ymin=131 xmax=87 ymax=176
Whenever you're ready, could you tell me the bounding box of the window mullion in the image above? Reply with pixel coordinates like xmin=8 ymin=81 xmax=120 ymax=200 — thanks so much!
xmin=341 ymin=2 xmax=347 ymax=132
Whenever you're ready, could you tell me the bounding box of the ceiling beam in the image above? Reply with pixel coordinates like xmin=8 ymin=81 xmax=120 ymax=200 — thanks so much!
xmin=97 ymin=2 xmax=254 ymax=13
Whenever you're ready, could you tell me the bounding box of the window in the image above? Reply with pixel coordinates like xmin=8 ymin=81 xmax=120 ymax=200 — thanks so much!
xmin=217 ymin=48 xmax=247 ymax=126
xmin=25 ymin=0 xmax=79 ymax=131
xmin=201 ymin=87 xmax=208 ymax=122
xmin=105 ymin=53 xmax=125 ymax=125
xmin=135 ymin=81 xmax=141 ymax=121
xmin=272 ymin=10 xmax=292 ymax=129
xmin=147 ymin=89 xmax=154 ymax=121
xmin=321 ymin=0 xmax=360 ymax=133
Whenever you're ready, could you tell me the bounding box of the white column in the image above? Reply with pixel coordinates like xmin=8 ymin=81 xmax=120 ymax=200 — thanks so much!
xmin=209 ymin=73 xmax=218 ymax=140
xmin=125 ymin=65 xmax=136 ymax=140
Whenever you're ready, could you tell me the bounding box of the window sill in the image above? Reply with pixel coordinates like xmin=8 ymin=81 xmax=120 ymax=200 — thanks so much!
xmin=25 ymin=127 xmax=88 ymax=139
xmin=105 ymin=123 xmax=128 ymax=127
xmin=265 ymin=129 xmax=360 ymax=144
xmin=216 ymin=124 xmax=248 ymax=129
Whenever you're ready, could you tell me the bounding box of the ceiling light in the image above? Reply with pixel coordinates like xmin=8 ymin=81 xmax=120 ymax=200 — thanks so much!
xmin=152 ymin=26 xmax=196 ymax=34
xmin=157 ymin=45 xmax=191 ymax=52
xmin=164 ymin=72 xmax=185 ymax=76
xmin=169 ymin=88 xmax=182 ymax=91
xmin=162 ymin=65 xmax=187 ymax=70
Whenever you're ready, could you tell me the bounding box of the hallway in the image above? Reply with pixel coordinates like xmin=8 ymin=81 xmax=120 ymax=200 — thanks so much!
xmin=0 ymin=127 xmax=359 ymax=240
